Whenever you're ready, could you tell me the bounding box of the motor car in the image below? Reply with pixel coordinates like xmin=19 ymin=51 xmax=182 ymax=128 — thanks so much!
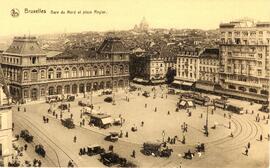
xmin=66 ymin=95 xmax=75 ymax=101
xmin=20 ymin=130 xmax=34 ymax=143
xmin=35 ymin=144 xmax=46 ymax=157
xmin=99 ymin=152 xmax=136 ymax=167
xmin=104 ymin=97 xmax=113 ymax=103
xmin=104 ymin=132 xmax=119 ymax=142
xmin=142 ymin=91 xmax=150 ymax=97
xmin=61 ymin=118 xmax=75 ymax=129
xmin=259 ymin=105 xmax=269 ymax=113
xmin=87 ymin=145 xmax=105 ymax=156
xmin=58 ymin=103 xmax=68 ymax=110
xmin=142 ymin=142 xmax=173 ymax=157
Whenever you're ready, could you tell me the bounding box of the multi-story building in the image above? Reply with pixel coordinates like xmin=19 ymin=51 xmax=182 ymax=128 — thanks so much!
xmin=0 ymin=78 xmax=12 ymax=167
xmin=1 ymin=36 xmax=130 ymax=102
xmin=219 ymin=19 xmax=270 ymax=103
xmin=174 ymin=50 xmax=200 ymax=89
xmin=195 ymin=48 xmax=220 ymax=92
xmin=131 ymin=53 xmax=165 ymax=85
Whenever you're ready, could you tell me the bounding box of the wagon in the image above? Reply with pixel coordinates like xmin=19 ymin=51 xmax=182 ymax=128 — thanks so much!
xmin=20 ymin=130 xmax=34 ymax=143
xmin=61 ymin=118 xmax=75 ymax=129
xmin=87 ymin=144 xmax=105 ymax=156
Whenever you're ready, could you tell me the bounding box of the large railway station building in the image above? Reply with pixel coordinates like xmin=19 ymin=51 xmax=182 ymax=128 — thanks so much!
xmin=0 ymin=36 xmax=130 ymax=103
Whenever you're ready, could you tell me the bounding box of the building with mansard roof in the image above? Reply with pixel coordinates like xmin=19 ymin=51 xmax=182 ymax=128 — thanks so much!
xmin=1 ymin=36 xmax=130 ymax=102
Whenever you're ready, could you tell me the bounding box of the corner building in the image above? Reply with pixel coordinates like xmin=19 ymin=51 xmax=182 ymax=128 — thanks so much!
xmin=219 ymin=20 xmax=270 ymax=103
xmin=1 ymin=37 xmax=130 ymax=102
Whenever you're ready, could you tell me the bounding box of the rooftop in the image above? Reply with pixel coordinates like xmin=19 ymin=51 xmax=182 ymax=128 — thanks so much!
xmin=97 ymin=37 xmax=129 ymax=54
xmin=4 ymin=36 xmax=46 ymax=56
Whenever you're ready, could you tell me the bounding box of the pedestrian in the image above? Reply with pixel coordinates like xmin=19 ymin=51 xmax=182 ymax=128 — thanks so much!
xmin=268 ymin=134 xmax=270 ymax=141
xmin=46 ymin=118 xmax=49 ymax=123
xmin=263 ymin=116 xmax=266 ymax=120
xmin=80 ymin=122 xmax=82 ymax=127
xmin=246 ymin=109 xmax=248 ymax=114
xmin=230 ymin=132 xmax=234 ymax=137
xmin=224 ymin=113 xmax=226 ymax=118
xmin=247 ymin=142 xmax=250 ymax=149
xmin=43 ymin=116 xmax=46 ymax=123
xmin=260 ymin=134 xmax=263 ymax=141
xmin=211 ymin=109 xmax=214 ymax=115
xmin=125 ymin=131 xmax=128 ymax=138
xmin=18 ymin=106 xmax=20 ymax=111
xmin=24 ymin=107 xmax=26 ymax=112
xmin=60 ymin=113 xmax=63 ymax=119
xmin=56 ymin=114 xmax=58 ymax=119
xmin=229 ymin=121 xmax=231 ymax=129
xmin=168 ymin=111 xmax=170 ymax=115
xmin=145 ymin=103 xmax=147 ymax=108
xmin=71 ymin=113 xmax=73 ymax=119
xmin=245 ymin=148 xmax=248 ymax=156
xmin=24 ymin=144 xmax=28 ymax=151
xmin=132 ymin=150 xmax=136 ymax=158
xmin=73 ymin=136 xmax=77 ymax=143
xmin=252 ymin=110 xmax=254 ymax=114
xmin=12 ymin=123 xmax=14 ymax=131
xmin=109 ymin=145 xmax=114 ymax=152
xmin=167 ymin=137 xmax=171 ymax=143
xmin=154 ymin=107 xmax=157 ymax=112
xmin=141 ymin=121 xmax=144 ymax=127
xmin=82 ymin=119 xmax=85 ymax=125
xmin=200 ymin=113 xmax=203 ymax=118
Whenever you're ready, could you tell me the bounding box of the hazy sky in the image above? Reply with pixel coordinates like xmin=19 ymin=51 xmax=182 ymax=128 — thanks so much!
xmin=0 ymin=0 xmax=270 ymax=36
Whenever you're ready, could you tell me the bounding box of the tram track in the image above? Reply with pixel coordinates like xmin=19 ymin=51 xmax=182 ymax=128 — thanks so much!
xmin=15 ymin=113 xmax=78 ymax=167
xmin=14 ymin=118 xmax=60 ymax=167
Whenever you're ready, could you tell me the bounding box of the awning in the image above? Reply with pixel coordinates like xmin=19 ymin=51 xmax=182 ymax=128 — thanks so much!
xmin=101 ymin=117 xmax=113 ymax=125
xmin=187 ymin=101 xmax=194 ymax=107
xmin=182 ymin=82 xmax=193 ymax=86
xmin=151 ymin=79 xmax=165 ymax=84
xmin=172 ymin=80 xmax=183 ymax=85
xmin=179 ymin=100 xmax=186 ymax=106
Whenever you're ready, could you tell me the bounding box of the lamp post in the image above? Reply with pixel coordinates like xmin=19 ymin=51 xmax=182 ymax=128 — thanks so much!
xmin=205 ymin=102 xmax=213 ymax=137
xmin=162 ymin=130 xmax=165 ymax=143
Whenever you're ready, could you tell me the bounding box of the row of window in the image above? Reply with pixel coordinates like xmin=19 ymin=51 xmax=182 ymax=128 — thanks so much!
xmin=23 ymin=65 xmax=128 ymax=81
xmin=2 ymin=56 xmax=20 ymax=64
xmin=221 ymin=31 xmax=269 ymax=37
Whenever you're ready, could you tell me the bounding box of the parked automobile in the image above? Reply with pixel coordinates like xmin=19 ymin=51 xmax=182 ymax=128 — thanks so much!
xmin=66 ymin=95 xmax=75 ymax=101
xmin=20 ymin=130 xmax=33 ymax=143
xmin=78 ymin=100 xmax=87 ymax=106
xmin=104 ymin=97 xmax=113 ymax=103
xmin=61 ymin=118 xmax=75 ymax=129
xmin=35 ymin=144 xmax=46 ymax=157
xmin=58 ymin=103 xmax=68 ymax=110
xmin=102 ymin=90 xmax=112 ymax=95
xmin=142 ymin=142 xmax=173 ymax=157
xmin=100 ymin=152 xmax=136 ymax=167
xmin=259 ymin=105 xmax=269 ymax=113
xmin=87 ymin=145 xmax=105 ymax=156
xmin=142 ymin=91 xmax=150 ymax=97
xmin=104 ymin=132 xmax=119 ymax=142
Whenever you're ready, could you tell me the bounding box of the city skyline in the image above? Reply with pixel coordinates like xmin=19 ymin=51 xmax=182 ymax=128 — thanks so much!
xmin=0 ymin=0 xmax=270 ymax=36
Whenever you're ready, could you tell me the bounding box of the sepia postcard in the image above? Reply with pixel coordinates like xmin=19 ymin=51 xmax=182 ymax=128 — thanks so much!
xmin=0 ymin=0 xmax=269 ymax=167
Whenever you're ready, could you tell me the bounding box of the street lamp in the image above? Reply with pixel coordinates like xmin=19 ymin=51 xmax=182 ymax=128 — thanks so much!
xmin=162 ymin=130 xmax=165 ymax=143
xmin=205 ymin=102 xmax=213 ymax=137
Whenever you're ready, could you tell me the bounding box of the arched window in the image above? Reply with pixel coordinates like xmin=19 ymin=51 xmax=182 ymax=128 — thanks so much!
xmin=99 ymin=66 xmax=104 ymax=76
xmin=56 ymin=68 xmax=62 ymax=79
xmin=86 ymin=83 xmax=92 ymax=92
xmin=56 ymin=85 xmax=62 ymax=94
xmin=48 ymin=87 xmax=54 ymax=95
xmin=72 ymin=67 xmax=77 ymax=77
xmin=31 ymin=69 xmax=38 ymax=81
xmin=79 ymin=67 xmax=84 ymax=77
xmin=64 ymin=85 xmax=70 ymax=94
xmin=64 ymin=67 xmax=70 ymax=78
xmin=106 ymin=65 xmax=111 ymax=76
xmin=86 ymin=68 xmax=91 ymax=76
xmin=119 ymin=65 xmax=124 ymax=74
xmin=48 ymin=68 xmax=54 ymax=79
xmin=238 ymin=86 xmax=246 ymax=92
xmin=40 ymin=70 xmax=46 ymax=79
xmin=93 ymin=66 xmax=98 ymax=76
xmin=125 ymin=65 xmax=129 ymax=72
xmin=72 ymin=84 xmax=77 ymax=94
xmin=23 ymin=71 xmax=28 ymax=80
xmin=249 ymin=88 xmax=257 ymax=93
